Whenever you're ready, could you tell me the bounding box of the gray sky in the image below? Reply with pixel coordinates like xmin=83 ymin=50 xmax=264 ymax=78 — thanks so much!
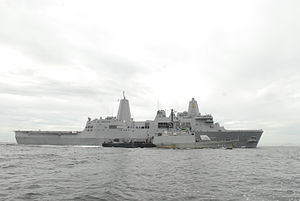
xmin=1 ymin=0 xmax=300 ymax=145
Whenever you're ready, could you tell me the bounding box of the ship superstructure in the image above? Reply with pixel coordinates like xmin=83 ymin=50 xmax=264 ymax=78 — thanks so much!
xmin=15 ymin=93 xmax=263 ymax=148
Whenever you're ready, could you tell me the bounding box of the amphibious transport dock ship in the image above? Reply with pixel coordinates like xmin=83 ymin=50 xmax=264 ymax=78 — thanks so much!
xmin=15 ymin=93 xmax=263 ymax=148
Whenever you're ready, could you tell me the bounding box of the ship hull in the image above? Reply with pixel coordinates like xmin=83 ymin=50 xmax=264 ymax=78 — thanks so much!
xmin=153 ymin=135 xmax=236 ymax=149
xmin=15 ymin=130 xmax=262 ymax=148
xmin=16 ymin=136 xmax=103 ymax=145
xmin=199 ymin=130 xmax=263 ymax=148
xmin=15 ymin=131 xmax=104 ymax=145
xmin=155 ymin=142 xmax=234 ymax=149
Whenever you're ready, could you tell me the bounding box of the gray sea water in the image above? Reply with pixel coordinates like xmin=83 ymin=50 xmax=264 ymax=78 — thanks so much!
xmin=0 ymin=145 xmax=300 ymax=201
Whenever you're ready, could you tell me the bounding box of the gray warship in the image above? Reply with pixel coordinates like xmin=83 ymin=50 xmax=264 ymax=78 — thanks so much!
xmin=15 ymin=93 xmax=263 ymax=148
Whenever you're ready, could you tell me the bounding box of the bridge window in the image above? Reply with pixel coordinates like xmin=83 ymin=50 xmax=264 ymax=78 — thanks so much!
xmin=109 ymin=125 xmax=117 ymax=129
xmin=158 ymin=122 xmax=173 ymax=129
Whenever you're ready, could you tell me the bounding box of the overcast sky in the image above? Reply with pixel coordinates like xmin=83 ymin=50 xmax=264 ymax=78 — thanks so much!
xmin=1 ymin=0 xmax=300 ymax=145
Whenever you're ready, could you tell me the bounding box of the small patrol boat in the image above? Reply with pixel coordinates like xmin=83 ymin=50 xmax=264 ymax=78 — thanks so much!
xmin=102 ymin=138 xmax=156 ymax=148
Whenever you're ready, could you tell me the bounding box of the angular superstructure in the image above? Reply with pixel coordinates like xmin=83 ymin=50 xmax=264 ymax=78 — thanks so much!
xmin=117 ymin=92 xmax=131 ymax=122
xmin=188 ymin=98 xmax=199 ymax=117
xmin=15 ymin=93 xmax=263 ymax=148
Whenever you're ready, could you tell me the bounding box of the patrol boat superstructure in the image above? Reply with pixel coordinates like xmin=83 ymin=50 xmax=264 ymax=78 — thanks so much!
xmin=15 ymin=93 xmax=263 ymax=148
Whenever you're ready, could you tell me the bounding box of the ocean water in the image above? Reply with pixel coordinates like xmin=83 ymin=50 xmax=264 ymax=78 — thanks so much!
xmin=0 ymin=145 xmax=300 ymax=201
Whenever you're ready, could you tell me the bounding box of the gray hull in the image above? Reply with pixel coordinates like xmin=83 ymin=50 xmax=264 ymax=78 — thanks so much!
xmin=198 ymin=130 xmax=263 ymax=148
xmin=16 ymin=136 xmax=104 ymax=146
xmin=15 ymin=131 xmax=105 ymax=146
xmin=155 ymin=141 xmax=235 ymax=149
xmin=153 ymin=134 xmax=237 ymax=149
xmin=15 ymin=130 xmax=262 ymax=148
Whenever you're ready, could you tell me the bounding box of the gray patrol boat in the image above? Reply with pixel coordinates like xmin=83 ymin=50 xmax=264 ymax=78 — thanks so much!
xmin=15 ymin=93 xmax=263 ymax=148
